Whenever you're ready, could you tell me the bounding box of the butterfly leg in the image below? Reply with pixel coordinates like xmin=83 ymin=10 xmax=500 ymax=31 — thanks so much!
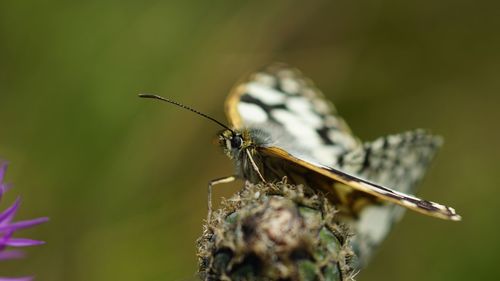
xmin=245 ymin=149 xmax=266 ymax=183
xmin=207 ymin=175 xmax=237 ymax=224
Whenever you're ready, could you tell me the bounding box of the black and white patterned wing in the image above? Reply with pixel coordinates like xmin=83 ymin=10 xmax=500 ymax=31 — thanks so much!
xmin=337 ymin=130 xmax=445 ymax=264
xmin=339 ymin=130 xmax=442 ymax=195
xmin=225 ymin=63 xmax=361 ymax=165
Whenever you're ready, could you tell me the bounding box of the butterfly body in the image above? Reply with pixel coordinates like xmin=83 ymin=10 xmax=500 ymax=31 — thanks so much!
xmin=219 ymin=126 xmax=371 ymax=217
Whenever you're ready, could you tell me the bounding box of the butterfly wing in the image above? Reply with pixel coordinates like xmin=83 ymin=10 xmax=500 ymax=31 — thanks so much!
xmin=338 ymin=130 xmax=449 ymax=263
xmin=226 ymin=63 xmax=361 ymax=166
xmin=339 ymin=129 xmax=443 ymax=195
xmin=225 ymin=63 xmax=459 ymax=219
xmin=259 ymin=146 xmax=460 ymax=221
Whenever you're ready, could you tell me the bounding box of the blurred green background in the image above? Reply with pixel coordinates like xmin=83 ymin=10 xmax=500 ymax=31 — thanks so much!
xmin=0 ymin=0 xmax=498 ymax=280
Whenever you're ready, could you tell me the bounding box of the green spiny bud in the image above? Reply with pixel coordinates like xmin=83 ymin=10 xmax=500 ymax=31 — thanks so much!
xmin=197 ymin=181 xmax=357 ymax=281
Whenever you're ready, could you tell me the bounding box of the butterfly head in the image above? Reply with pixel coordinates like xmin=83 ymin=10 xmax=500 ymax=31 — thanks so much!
xmin=218 ymin=129 xmax=252 ymax=159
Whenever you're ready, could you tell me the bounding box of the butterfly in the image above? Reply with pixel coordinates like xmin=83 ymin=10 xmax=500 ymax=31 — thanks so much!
xmin=139 ymin=63 xmax=460 ymax=264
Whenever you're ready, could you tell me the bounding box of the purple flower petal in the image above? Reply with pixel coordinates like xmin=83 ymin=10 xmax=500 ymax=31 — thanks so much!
xmin=0 ymin=161 xmax=48 ymax=279
xmin=0 ymin=163 xmax=6 ymax=183
xmin=0 ymin=230 xmax=14 ymax=249
xmin=0 ymin=183 xmax=13 ymax=196
xmin=0 ymin=217 xmax=49 ymax=232
xmin=0 ymin=250 xmax=25 ymax=260
xmin=4 ymin=238 xmax=45 ymax=247
xmin=0 ymin=163 xmax=7 ymax=199
xmin=0 ymin=198 xmax=20 ymax=226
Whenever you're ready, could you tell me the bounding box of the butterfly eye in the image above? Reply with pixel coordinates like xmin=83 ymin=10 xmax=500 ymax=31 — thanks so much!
xmin=231 ymin=135 xmax=243 ymax=148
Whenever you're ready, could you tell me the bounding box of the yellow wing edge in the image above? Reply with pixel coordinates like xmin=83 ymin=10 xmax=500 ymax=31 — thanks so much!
xmin=225 ymin=83 xmax=245 ymax=129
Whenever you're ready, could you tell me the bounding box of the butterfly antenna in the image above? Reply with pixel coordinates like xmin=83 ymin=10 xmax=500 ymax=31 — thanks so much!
xmin=138 ymin=94 xmax=234 ymax=132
